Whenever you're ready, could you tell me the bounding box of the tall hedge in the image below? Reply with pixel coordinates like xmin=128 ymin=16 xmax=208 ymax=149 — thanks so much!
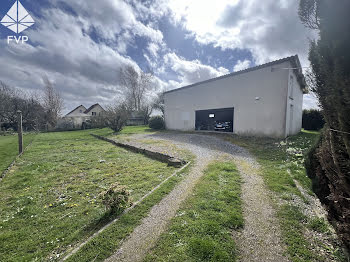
xmin=302 ymin=109 xmax=325 ymax=130
xmin=300 ymin=0 xmax=350 ymax=250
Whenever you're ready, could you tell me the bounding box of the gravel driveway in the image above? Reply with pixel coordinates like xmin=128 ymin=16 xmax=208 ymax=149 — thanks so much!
xmin=105 ymin=132 xmax=289 ymax=262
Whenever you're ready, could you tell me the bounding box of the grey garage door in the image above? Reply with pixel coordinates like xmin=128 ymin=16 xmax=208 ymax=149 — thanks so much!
xmin=195 ymin=107 xmax=234 ymax=132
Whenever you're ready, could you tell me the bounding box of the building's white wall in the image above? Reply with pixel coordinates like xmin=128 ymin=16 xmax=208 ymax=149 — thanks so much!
xmin=164 ymin=61 xmax=304 ymax=138
xmin=285 ymin=69 xmax=303 ymax=136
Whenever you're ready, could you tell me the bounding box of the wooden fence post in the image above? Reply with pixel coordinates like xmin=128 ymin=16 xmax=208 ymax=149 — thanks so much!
xmin=17 ymin=110 xmax=23 ymax=154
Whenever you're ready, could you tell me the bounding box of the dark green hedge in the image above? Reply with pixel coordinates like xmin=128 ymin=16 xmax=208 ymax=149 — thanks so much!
xmin=302 ymin=109 xmax=325 ymax=131
xmin=149 ymin=116 xmax=165 ymax=130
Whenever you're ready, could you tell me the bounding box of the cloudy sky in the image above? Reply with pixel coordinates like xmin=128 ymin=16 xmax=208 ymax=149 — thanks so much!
xmin=0 ymin=0 xmax=318 ymax=113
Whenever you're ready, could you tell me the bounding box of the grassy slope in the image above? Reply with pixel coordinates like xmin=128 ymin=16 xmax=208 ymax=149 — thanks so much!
xmin=66 ymin=163 xmax=191 ymax=262
xmin=66 ymin=126 xmax=194 ymax=261
xmin=144 ymin=162 xmax=243 ymax=262
xmin=224 ymin=130 xmax=345 ymax=262
xmin=0 ymin=133 xmax=37 ymax=175
xmin=0 ymin=128 xmax=176 ymax=261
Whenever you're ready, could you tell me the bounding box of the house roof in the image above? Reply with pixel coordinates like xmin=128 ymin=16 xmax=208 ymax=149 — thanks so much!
xmin=84 ymin=103 xmax=104 ymax=114
xmin=164 ymin=55 xmax=307 ymax=95
xmin=65 ymin=105 xmax=87 ymax=116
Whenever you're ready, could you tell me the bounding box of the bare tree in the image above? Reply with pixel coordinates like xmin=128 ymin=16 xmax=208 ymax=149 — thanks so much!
xmin=119 ymin=66 xmax=154 ymax=112
xmin=139 ymin=104 xmax=153 ymax=125
xmin=0 ymin=81 xmax=30 ymax=129
xmin=0 ymin=81 xmax=14 ymax=125
xmin=0 ymin=81 xmax=46 ymax=131
xmin=42 ymin=76 xmax=64 ymax=128
xmin=104 ymin=102 xmax=130 ymax=132
xmin=152 ymin=92 xmax=165 ymax=116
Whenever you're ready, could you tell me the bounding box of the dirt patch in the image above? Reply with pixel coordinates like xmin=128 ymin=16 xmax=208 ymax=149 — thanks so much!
xmin=233 ymin=159 xmax=289 ymax=262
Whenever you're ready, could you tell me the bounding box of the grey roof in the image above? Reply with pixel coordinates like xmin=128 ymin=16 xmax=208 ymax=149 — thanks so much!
xmin=84 ymin=103 xmax=105 ymax=114
xmin=164 ymin=55 xmax=307 ymax=95
xmin=65 ymin=105 xmax=87 ymax=116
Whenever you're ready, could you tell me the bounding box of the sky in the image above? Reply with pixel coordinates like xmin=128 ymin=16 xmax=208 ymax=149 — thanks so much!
xmin=0 ymin=0 xmax=319 ymax=114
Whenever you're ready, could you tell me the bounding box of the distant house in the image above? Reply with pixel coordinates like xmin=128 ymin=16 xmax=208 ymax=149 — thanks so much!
xmin=57 ymin=103 xmax=105 ymax=130
xmin=66 ymin=104 xmax=105 ymax=117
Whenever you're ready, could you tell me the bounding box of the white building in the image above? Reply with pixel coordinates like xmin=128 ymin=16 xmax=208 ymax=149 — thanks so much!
xmin=164 ymin=55 xmax=307 ymax=138
xmin=57 ymin=104 xmax=105 ymax=129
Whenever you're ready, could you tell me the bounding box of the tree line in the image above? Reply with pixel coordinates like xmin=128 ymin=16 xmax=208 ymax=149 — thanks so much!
xmin=0 ymin=77 xmax=63 ymax=132
xmin=1 ymin=64 xmax=166 ymax=133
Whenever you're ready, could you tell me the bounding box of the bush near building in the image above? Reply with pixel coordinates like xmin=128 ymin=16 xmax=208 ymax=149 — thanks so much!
xmin=149 ymin=116 xmax=165 ymax=130
xmin=302 ymin=109 xmax=325 ymax=130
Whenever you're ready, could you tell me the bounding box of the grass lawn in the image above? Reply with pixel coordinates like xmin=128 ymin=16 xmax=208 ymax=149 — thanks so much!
xmin=117 ymin=125 xmax=154 ymax=135
xmin=144 ymin=162 xmax=243 ymax=262
xmin=66 ymin=163 xmax=191 ymax=262
xmin=0 ymin=127 xmax=177 ymax=261
xmin=224 ymin=130 xmax=346 ymax=262
xmin=0 ymin=133 xmax=37 ymax=175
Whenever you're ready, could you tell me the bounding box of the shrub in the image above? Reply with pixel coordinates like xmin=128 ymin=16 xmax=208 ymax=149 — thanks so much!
xmin=305 ymin=127 xmax=350 ymax=249
xmin=90 ymin=115 xmax=106 ymax=128
xmin=149 ymin=116 xmax=165 ymax=130
xmin=104 ymin=103 xmax=130 ymax=132
xmin=100 ymin=183 xmax=131 ymax=212
xmin=302 ymin=109 xmax=325 ymax=130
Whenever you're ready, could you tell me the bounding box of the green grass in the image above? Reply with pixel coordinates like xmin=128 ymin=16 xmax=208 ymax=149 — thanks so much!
xmin=144 ymin=162 xmax=242 ymax=262
xmin=0 ymin=127 xmax=177 ymax=261
xmin=277 ymin=205 xmax=319 ymax=262
xmin=225 ymin=131 xmax=320 ymax=198
xmin=66 ymin=163 xmax=192 ymax=262
xmin=118 ymin=125 xmax=155 ymax=135
xmin=307 ymin=217 xmax=330 ymax=234
xmin=222 ymin=130 xmax=346 ymax=262
xmin=0 ymin=133 xmax=37 ymax=175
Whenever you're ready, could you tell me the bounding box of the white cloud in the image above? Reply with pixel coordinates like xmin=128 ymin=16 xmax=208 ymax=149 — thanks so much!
xmin=161 ymin=0 xmax=316 ymax=66
xmin=0 ymin=0 xmax=172 ymax=114
xmin=116 ymin=31 xmax=134 ymax=54
xmin=303 ymin=93 xmax=320 ymax=110
xmin=233 ymin=59 xmax=251 ymax=72
xmin=0 ymin=8 xmax=139 ymax=113
xmin=164 ymin=52 xmax=229 ymax=88
xmin=51 ymin=0 xmax=163 ymax=43
xmin=147 ymin=42 xmax=160 ymax=58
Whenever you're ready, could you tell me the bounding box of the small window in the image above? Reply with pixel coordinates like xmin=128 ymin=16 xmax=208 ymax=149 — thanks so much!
xmin=209 ymin=114 xmax=215 ymax=118
xmin=79 ymin=110 xmax=82 ymax=113
xmin=92 ymin=112 xmax=97 ymax=116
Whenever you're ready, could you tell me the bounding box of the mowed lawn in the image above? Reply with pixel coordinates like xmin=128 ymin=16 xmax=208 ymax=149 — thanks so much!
xmin=0 ymin=133 xmax=37 ymax=175
xmin=0 ymin=128 xmax=176 ymax=261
